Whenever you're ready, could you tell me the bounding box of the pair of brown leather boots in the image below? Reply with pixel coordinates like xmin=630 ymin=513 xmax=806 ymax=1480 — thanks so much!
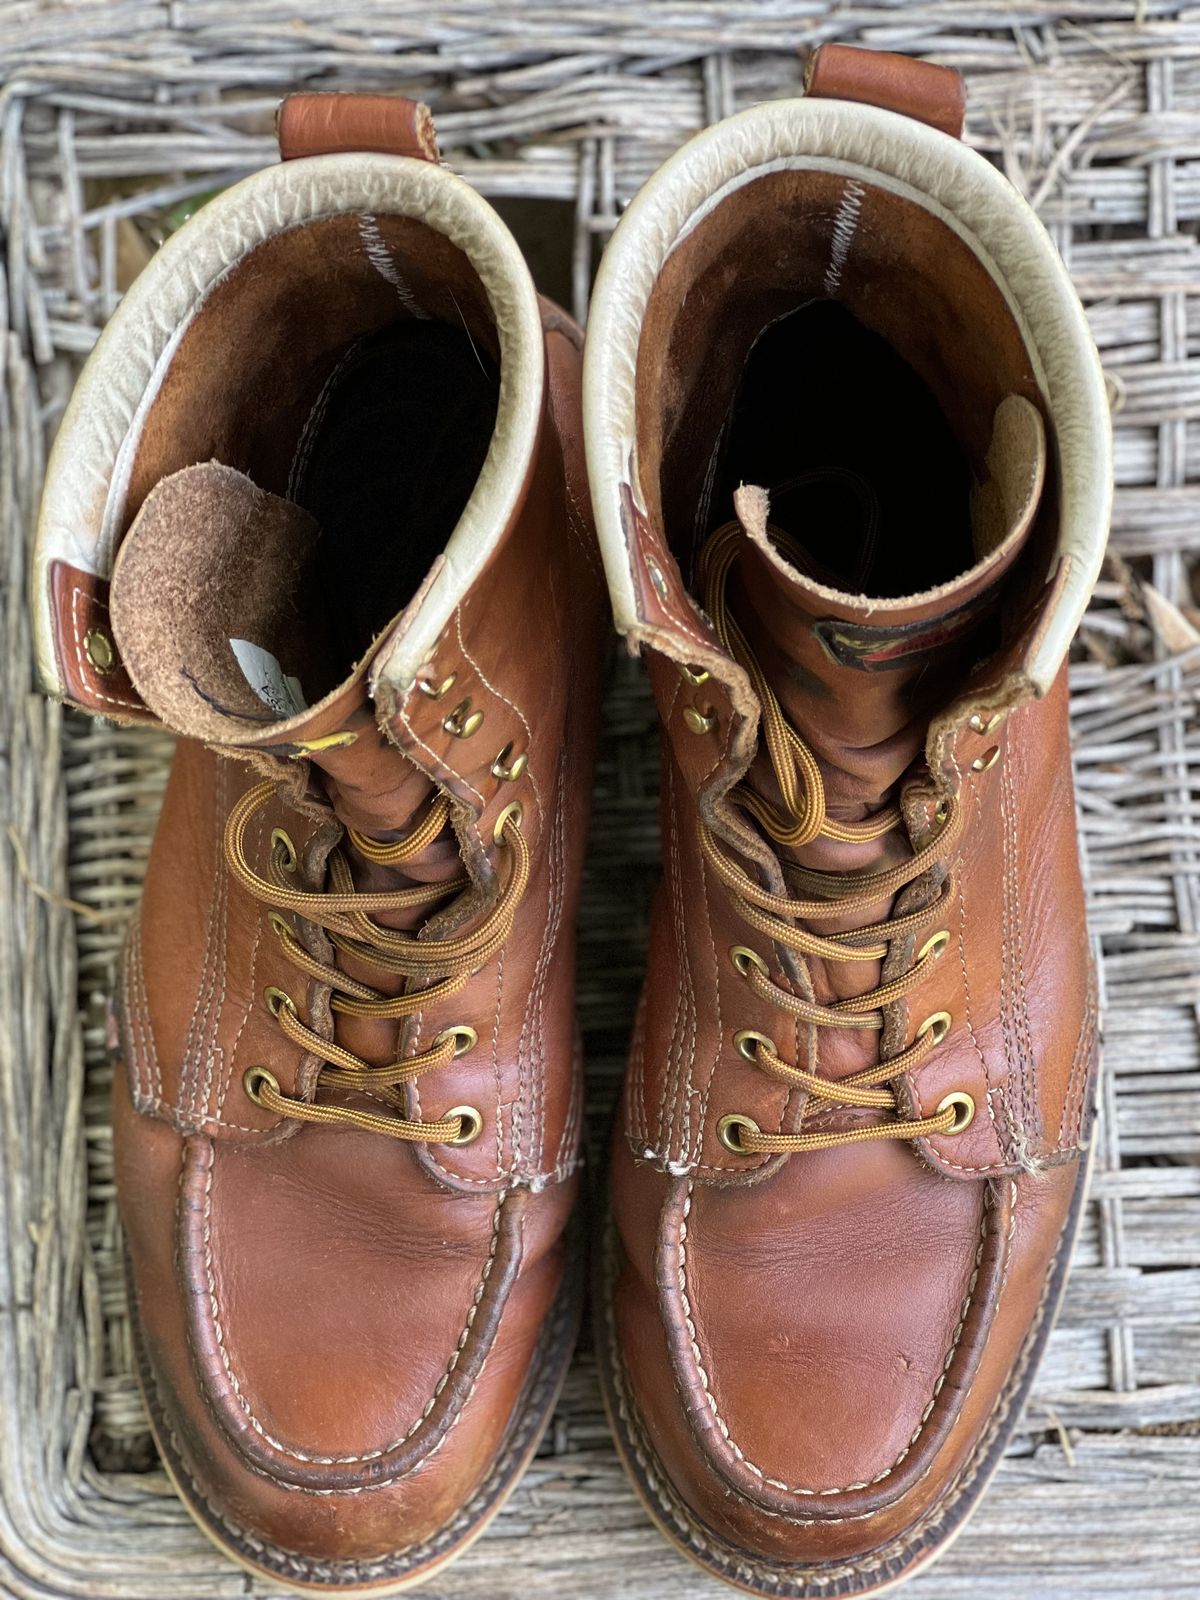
xmin=32 ymin=45 xmax=1110 ymax=1600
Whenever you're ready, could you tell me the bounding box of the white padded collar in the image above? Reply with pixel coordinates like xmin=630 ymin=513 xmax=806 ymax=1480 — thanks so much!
xmin=583 ymin=97 xmax=1112 ymax=693
xmin=33 ymin=152 xmax=544 ymax=699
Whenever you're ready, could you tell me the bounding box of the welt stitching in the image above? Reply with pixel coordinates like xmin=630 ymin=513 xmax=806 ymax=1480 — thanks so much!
xmin=674 ymin=1184 xmax=987 ymax=1496
xmin=997 ymin=753 xmax=1023 ymax=1144
xmin=453 ymin=606 xmax=546 ymax=830
xmin=200 ymin=1173 xmax=507 ymax=1465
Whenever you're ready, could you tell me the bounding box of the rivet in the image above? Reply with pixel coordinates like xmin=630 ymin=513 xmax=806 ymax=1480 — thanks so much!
xmin=84 ymin=628 xmax=116 ymax=674
xmin=969 ymin=711 xmax=1004 ymax=735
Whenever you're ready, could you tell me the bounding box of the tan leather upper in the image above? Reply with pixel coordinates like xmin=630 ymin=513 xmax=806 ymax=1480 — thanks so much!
xmin=589 ymin=49 xmax=1105 ymax=1594
xmin=36 ymin=94 xmax=605 ymax=1586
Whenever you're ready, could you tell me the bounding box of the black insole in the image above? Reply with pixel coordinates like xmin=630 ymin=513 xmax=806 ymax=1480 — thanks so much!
xmin=711 ymin=303 xmax=972 ymax=598
xmin=292 ymin=320 xmax=499 ymax=690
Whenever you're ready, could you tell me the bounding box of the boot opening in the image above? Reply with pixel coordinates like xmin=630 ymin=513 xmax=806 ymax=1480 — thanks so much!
xmin=712 ymin=301 xmax=973 ymax=599
xmin=107 ymin=211 xmax=504 ymax=728
xmin=633 ymin=166 xmax=1052 ymax=617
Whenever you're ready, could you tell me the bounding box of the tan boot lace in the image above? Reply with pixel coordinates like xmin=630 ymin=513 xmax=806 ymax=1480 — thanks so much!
xmin=698 ymin=520 xmax=972 ymax=1156
xmin=224 ymin=782 xmax=529 ymax=1145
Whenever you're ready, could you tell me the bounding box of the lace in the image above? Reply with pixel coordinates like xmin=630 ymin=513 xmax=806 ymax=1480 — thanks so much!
xmin=224 ymin=782 xmax=529 ymax=1144
xmin=698 ymin=519 xmax=971 ymax=1156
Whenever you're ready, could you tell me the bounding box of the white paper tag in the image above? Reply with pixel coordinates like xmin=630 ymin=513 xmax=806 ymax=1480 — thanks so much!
xmin=230 ymin=638 xmax=307 ymax=719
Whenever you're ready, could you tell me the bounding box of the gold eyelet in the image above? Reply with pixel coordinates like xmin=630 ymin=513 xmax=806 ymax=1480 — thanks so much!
xmin=916 ymin=1010 xmax=952 ymax=1047
xmin=730 ymin=946 xmax=769 ymax=980
xmin=433 ymin=1025 xmax=478 ymax=1058
xmin=681 ymin=663 xmax=710 ymax=685
xmin=971 ymin=745 xmax=1001 ymax=773
xmin=267 ymin=911 xmax=292 ymax=940
xmin=493 ymin=799 xmax=524 ymax=844
xmin=916 ymin=930 xmax=950 ymax=964
xmin=243 ymin=1066 xmax=279 ymax=1107
xmin=683 ymin=704 xmax=717 ymax=735
xmin=717 ymin=1112 xmax=760 ymax=1153
xmin=271 ymin=828 xmax=298 ymax=873
xmin=935 ymin=799 xmax=950 ymax=824
xmin=264 ymin=986 xmax=297 ymax=1019
xmin=969 ymin=711 xmax=1004 ymax=735
xmin=84 ymin=627 xmax=116 ymax=674
xmin=733 ymin=1028 xmax=776 ymax=1063
xmin=445 ymin=1105 xmax=483 ymax=1145
xmin=491 ymin=741 xmax=528 ymax=782
xmin=936 ymin=1091 xmax=975 ymax=1134
xmin=444 ymin=699 xmax=484 ymax=738
xmin=418 ymin=669 xmax=457 ymax=700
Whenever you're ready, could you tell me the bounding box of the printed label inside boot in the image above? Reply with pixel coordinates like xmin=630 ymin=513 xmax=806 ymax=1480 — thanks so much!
xmin=230 ymin=639 xmax=307 ymax=718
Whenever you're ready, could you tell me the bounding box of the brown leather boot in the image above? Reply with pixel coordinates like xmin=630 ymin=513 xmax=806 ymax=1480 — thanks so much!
xmin=584 ymin=45 xmax=1111 ymax=1597
xmin=33 ymin=95 xmax=604 ymax=1592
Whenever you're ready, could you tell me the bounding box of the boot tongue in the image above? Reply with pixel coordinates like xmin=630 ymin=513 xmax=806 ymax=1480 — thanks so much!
xmin=108 ymin=459 xmax=450 ymax=851
xmin=729 ymin=396 xmax=1046 ymax=826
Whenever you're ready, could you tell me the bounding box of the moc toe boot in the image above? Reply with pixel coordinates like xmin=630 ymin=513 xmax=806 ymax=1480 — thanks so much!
xmin=33 ymin=95 xmax=605 ymax=1594
xmin=583 ymin=45 xmax=1111 ymax=1598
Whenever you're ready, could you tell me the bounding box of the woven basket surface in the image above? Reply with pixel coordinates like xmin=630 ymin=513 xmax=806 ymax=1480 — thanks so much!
xmin=2 ymin=5 xmax=1199 ymax=1597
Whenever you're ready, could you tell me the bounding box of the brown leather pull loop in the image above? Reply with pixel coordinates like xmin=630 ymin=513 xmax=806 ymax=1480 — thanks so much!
xmin=277 ymin=93 xmax=440 ymax=162
xmin=804 ymin=44 xmax=966 ymax=140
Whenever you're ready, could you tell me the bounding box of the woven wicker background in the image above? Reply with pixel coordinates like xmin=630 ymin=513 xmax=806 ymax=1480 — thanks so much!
xmin=2 ymin=4 xmax=1199 ymax=1597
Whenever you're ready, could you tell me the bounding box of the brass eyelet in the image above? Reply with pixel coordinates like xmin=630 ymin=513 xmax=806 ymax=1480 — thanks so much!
xmin=936 ymin=1091 xmax=975 ymax=1134
xmin=916 ymin=930 xmax=950 ymax=964
xmin=243 ymin=1066 xmax=279 ymax=1107
xmin=418 ymin=669 xmax=457 ymax=701
xmin=971 ymin=745 xmax=1001 ymax=773
xmin=730 ymin=946 xmax=769 ymax=980
xmin=267 ymin=911 xmax=292 ymax=941
xmin=683 ymin=704 xmax=717 ymax=735
xmin=84 ymin=627 xmax=116 ymax=674
xmin=264 ymin=986 xmax=297 ymax=1020
xmin=491 ymin=741 xmax=528 ymax=782
xmin=271 ymin=828 xmax=298 ymax=873
xmin=733 ymin=1028 xmax=776 ymax=1063
xmin=433 ymin=1025 xmax=478 ymax=1058
xmin=916 ymin=1010 xmax=952 ymax=1047
xmin=445 ymin=1105 xmax=483 ymax=1146
xmin=717 ymin=1112 xmax=760 ymax=1153
xmin=935 ymin=799 xmax=950 ymax=824
xmin=969 ymin=711 xmax=1004 ymax=735
xmin=681 ymin=663 xmax=710 ymax=685
xmin=493 ymin=799 xmax=524 ymax=844
xmin=444 ymin=699 xmax=484 ymax=738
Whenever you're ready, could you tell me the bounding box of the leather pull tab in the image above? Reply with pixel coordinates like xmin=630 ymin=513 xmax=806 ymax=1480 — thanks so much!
xmin=804 ymin=44 xmax=965 ymax=140
xmin=277 ymin=93 xmax=440 ymax=162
